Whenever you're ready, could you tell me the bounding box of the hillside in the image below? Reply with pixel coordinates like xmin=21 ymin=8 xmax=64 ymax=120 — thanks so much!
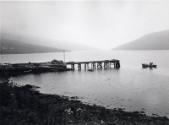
xmin=0 ymin=33 xmax=95 ymax=54
xmin=114 ymin=30 xmax=169 ymax=50
xmin=0 ymin=39 xmax=64 ymax=54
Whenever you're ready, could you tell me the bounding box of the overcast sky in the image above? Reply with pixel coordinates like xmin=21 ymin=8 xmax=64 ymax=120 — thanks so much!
xmin=1 ymin=0 xmax=169 ymax=49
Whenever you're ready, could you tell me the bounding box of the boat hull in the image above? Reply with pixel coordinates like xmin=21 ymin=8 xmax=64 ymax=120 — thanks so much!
xmin=142 ymin=64 xmax=157 ymax=68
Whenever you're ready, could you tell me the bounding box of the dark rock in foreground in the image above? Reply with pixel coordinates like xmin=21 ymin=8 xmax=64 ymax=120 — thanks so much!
xmin=0 ymin=82 xmax=169 ymax=125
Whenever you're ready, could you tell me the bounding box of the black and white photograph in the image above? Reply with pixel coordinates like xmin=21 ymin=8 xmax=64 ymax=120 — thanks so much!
xmin=1 ymin=0 xmax=169 ymax=124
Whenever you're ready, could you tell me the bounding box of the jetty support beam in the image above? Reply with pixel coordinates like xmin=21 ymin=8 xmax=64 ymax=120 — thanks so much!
xmin=104 ymin=61 xmax=110 ymax=69
xmin=115 ymin=60 xmax=120 ymax=69
xmin=78 ymin=63 xmax=81 ymax=70
xmin=71 ymin=64 xmax=75 ymax=70
xmin=91 ymin=62 xmax=96 ymax=69
xmin=84 ymin=63 xmax=89 ymax=70
xmin=97 ymin=62 xmax=102 ymax=69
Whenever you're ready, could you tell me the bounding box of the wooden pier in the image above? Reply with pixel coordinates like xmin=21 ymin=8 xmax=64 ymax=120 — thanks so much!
xmin=66 ymin=59 xmax=120 ymax=70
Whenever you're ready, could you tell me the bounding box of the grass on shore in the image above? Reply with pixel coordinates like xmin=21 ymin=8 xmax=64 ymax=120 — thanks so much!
xmin=0 ymin=82 xmax=169 ymax=125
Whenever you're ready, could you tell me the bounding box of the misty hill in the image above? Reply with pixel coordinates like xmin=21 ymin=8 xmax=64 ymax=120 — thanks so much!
xmin=0 ymin=39 xmax=64 ymax=54
xmin=0 ymin=33 xmax=94 ymax=54
xmin=114 ymin=30 xmax=169 ymax=50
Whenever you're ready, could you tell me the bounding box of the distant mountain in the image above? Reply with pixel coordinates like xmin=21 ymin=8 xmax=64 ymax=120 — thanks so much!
xmin=114 ymin=30 xmax=169 ymax=50
xmin=0 ymin=33 xmax=65 ymax=54
xmin=0 ymin=39 xmax=64 ymax=54
xmin=0 ymin=33 xmax=94 ymax=54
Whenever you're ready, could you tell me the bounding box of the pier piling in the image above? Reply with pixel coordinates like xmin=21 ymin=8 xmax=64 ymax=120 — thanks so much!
xmin=71 ymin=64 xmax=75 ymax=70
xmin=78 ymin=63 xmax=81 ymax=70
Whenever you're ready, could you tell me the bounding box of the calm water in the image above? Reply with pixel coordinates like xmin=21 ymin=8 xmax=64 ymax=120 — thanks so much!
xmin=1 ymin=50 xmax=169 ymax=117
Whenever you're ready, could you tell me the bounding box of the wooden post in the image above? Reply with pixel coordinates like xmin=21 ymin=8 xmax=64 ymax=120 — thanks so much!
xmin=103 ymin=62 xmax=106 ymax=69
xmin=63 ymin=50 xmax=65 ymax=63
xmin=92 ymin=62 xmax=96 ymax=70
xmin=113 ymin=62 xmax=116 ymax=68
xmin=115 ymin=61 xmax=120 ymax=69
xmin=109 ymin=62 xmax=112 ymax=69
xmin=84 ymin=63 xmax=86 ymax=70
xmin=71 ymin=64 xmax=75 ymax=70
xmin=97 ymin=62 xmax=102 ymax=69
xmin=78 ymin=63 xmax=81 ymax=70
xmin=104 ymin=62 xmax=109 ymax=69
xmin=108 ymin=62 xmax=110 ymax=69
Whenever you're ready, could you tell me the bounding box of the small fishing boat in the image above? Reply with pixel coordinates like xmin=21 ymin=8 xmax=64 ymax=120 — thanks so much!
xmin=142 ymin=62 xmax=157 ymax=69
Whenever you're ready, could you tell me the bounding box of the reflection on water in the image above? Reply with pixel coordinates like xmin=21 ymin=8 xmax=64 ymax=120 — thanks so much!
xmin=10 ymin=68 xmax=169 ymax=117
xmin=2 ymin=50 xmax=169 ymax=117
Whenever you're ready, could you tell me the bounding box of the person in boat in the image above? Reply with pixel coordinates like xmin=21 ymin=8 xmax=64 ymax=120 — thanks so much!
xmin=142 ymin=62 xmax=157 ymax=68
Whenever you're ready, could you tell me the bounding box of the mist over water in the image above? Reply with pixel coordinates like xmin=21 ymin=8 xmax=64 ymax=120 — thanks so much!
xmin=2 ymin=50 xmax=169 ymax=117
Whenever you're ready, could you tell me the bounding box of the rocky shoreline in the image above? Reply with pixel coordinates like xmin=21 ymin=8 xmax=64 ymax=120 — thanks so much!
xmin=0 ymin=82 xmax=169 ymax=125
